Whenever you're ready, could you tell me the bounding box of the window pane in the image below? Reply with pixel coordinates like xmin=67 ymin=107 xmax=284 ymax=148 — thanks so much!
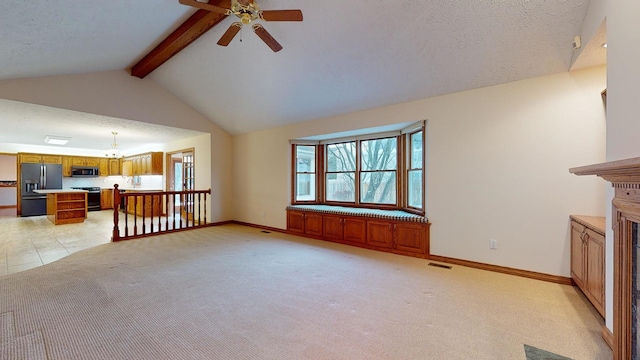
xmin=361 ymin=138 xmax=397 ymax=171
xmin=296 ymin=174 xmax=316 ymax=201
xmin=410 ymin=131 xmax=423 ymax=169
xmin=408 ymin=170 xmax=422 ymax=208
xmin=296 ymin=145 xmax=315 ymax=172
xmin=326 ymin=172 xmax=355 ymax=202
xmin=360 ymin=171 xmax=396 ymax=204
xmin=327 ymin=142 xmax=356 ymax=172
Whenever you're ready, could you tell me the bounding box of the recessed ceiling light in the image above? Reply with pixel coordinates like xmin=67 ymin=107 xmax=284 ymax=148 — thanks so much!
xmin=44 ymin=135 xmax=71 ymax=145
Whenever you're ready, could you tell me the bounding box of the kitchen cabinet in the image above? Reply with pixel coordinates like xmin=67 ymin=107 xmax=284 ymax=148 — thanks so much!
xmin=18 ymin=153 xmax=62 ymax=164
xmin=62 ymin=156 xmax=72 ymax=177
xmin=126 ymin=192 xmax=162 ymax=217
xmin=101 ymin=189 xmax=114 ymax=209
xmin=122 ymin=152 xmax=163 ymax=176
xmin=109 ymin=159 xmax=121 ymax=176
xmin=570 ymin=215 xmax=605 ymax=317
xmin=72 ymin=157 xmax=100 ymax=167
xmin=99 ymin=159 xmax=109 ymax=177
xmin=286 ymin=207 xmax=430 ymax=258
xmin=46 ymin=191 xmax=87 ymax=225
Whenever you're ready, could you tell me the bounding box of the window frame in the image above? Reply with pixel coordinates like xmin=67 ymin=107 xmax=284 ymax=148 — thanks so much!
xmin=291 ymin=122 xmax=425 ymax=215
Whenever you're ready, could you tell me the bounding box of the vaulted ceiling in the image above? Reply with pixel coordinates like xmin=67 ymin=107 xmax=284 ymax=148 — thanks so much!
xmin=0 ymin=0 xmax=605 ymax=149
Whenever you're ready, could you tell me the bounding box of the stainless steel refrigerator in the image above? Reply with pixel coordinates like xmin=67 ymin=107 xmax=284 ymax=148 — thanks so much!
xmin=21 ymin=163 xmax=63 ymax=217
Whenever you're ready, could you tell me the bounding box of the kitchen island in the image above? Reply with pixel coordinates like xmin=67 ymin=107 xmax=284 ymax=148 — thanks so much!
xmin=34 ymin=189 xmax=88 ymax=225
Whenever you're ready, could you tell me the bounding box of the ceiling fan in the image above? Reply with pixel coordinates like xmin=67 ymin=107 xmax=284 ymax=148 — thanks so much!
xmin=179 ymin=0 xmax=303 ymax=52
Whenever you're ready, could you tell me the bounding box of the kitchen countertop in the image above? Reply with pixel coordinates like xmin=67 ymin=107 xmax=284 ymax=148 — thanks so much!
xmin=34 ymin=189 xmax=88 ymax=194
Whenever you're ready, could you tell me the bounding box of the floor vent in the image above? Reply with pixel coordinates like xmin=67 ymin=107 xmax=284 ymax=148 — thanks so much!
xmin=261 ymin=230 xmax=271 ymax=234
xmin=428 ymin=262 xmax=452 ymax=269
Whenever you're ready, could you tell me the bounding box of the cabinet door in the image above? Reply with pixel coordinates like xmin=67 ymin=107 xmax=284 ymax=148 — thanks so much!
xmin=85 ymin=157 xmax=100 ymax=167
xmin=99 ymin=159 xmax=109 ymax=176
xmin=62 ymin=156 xmax=72 ymax=177
xmin=109 ymin=159 xmax=121 ymax=176
xmin=41 ymin=155 xmax=62 ymax=164
xmin=133 ymin=157 xmax=142 ymax=175
xmin=287 ymin=211 xmax=305 ymax=234
xmin=586 ymin=229 xmax=605 ymax=315
xmin=101 ymin=189 xmax=114 ymax=209
xmin=71 ymin=157 xmax=86 ymax=166
xmin=570 ymin=221 xmax=586 ymax=288
xmin=323 ymin=215 xmax=343 ymax=240
xmin=122 ymin=160 xmax=133 ymax=177
xmin=367 ymin=221 xmax=393 ymax=248
xmin=150 ymin=152 xmax=164 ymax=175
xmin=395 ymin=222 xmax=426 ymax=254
xmin=20 ymin=154 xmax=41 ymax=163
xmin=344 ymin=218 xmax=366 ymax=244
xmin=305 ymin=213 xmax=323 ymax=236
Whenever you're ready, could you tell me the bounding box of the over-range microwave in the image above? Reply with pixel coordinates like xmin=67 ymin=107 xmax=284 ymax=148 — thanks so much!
xmin=71 ymin=166 xmax=99 ymax=177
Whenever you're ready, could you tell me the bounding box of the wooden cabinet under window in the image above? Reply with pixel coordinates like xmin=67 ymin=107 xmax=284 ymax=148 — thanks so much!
xmin=570 ymin=215 xmax=605 ymax=317
xmin=286 ymin=207 xmax=430 ymax=258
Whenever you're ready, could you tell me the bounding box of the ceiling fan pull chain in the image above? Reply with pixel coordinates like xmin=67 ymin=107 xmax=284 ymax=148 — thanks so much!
xmin=240 ymin=26 xmax=243 ymax=43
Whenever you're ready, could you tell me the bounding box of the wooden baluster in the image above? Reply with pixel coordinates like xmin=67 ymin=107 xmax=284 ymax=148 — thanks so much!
xmin=165 ymin=192 xmax=170 ymax=231
xmin=142 ymin=194 xmax=147 ymax=234
xmin=112 ymin=184 xmax=121 ymax=241
xmin=124 ymin=195 xmax=129 ymax=238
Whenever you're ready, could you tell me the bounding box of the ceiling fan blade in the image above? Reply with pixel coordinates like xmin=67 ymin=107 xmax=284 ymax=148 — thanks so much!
xmin=217 ymin=22 xmax=242 ymax=46
xmin=252 ymin=24 xmax=283 ymax=52
xmin=179 ymin=0 xmax=230 ymax=15
xmin=260 ymin=9 xmax=303 ymax=21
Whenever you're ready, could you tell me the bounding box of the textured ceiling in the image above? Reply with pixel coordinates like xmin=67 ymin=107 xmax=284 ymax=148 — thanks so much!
xmin=0 ymin=0 xmax=602 ymax=143
xmin=0 ymin=99 xmax=204 ymax=154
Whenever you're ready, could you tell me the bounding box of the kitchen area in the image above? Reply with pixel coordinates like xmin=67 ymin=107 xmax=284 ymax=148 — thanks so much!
xmin=15 ymin=151 xmax=164 ymax=222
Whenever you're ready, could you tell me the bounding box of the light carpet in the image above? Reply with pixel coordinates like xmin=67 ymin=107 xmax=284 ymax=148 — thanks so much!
xmin=0 ymin=224 xmax=611 ymax=359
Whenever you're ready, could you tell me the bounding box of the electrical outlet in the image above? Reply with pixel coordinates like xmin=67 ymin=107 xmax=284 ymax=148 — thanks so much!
xmin=490 ymin=239 xmax=498 ymax=250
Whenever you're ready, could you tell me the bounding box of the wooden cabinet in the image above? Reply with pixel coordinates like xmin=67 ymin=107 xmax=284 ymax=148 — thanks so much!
xmin=99 ymin=159 xmax=109 ymax=176
xmin=109 ymin=159 xmax=121 ymax=176
xmin=126 ymin=192 xmax=162 ymax=217
xmin=122 ymin=152 xmax=163 ymax=176
xmin=72 ymin=156 xmax=100 ymax=167
xmin=101 ymin=189 xmax=114 ymax=209
xmin=286 ymin=208 xmax=430 ymax=258
xmin=46 ymin=192 xmax=87 ymax=225
xmin=62 ymin=156 xmax=72 ymax=177
xmin=570 ymin=215 xmax=605 ymax=317
xmin=367 ymin=220 xmax=394 ymax=248
xmin=18 ymin=153 xmax=62 ymax=164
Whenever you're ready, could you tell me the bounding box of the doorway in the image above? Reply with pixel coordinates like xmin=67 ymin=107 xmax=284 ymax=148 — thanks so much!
xmin=166 ymin=149 xmax=195 ymax=222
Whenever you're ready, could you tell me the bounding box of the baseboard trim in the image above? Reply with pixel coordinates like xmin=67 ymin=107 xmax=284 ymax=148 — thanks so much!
xmin=0 ymin=205 xmax=16 ymax=209
xmin=229 ymin=221 xmax=288 ymax=234
xmin=601 ymin=326 xmax=614 ymax=350
xmin=221 ymin=221 xmax=573 ymax=286
xmin=428 ymin=255 xmax=573 ymax=286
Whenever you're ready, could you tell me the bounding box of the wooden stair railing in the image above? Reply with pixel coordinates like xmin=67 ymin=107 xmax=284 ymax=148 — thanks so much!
xmin=111 ymin=184 xmax=212 ymax=241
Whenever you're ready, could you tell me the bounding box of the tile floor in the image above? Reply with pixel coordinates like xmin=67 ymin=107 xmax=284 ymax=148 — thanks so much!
xmin=0 ymin=208 xmax=113 ymax=275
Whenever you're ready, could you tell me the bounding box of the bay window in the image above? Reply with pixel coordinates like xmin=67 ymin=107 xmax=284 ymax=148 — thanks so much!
xmin=292 ymin=121 xmax=425 ymax=214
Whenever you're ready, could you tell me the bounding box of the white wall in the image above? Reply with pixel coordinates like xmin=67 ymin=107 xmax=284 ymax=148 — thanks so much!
xmin=0 ymin=154 xmax=17 ymax=180
xmin=602 ymin=0 xmax=640 ymax=333
xmin=233 ymin=66 xmax=607 ymax=277
xmin=0 ymin=71 xmax=233 ymax=222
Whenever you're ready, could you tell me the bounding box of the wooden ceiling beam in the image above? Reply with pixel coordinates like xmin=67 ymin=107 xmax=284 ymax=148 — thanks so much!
xmin=130 ymin=0 xmax=231 ymax=79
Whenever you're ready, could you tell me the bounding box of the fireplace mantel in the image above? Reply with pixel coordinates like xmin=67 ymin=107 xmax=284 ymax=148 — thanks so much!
xmin=570 ymin=156 xmax=640 ymax=184
xmin=571 ymin=156 xmax=640 ymax=360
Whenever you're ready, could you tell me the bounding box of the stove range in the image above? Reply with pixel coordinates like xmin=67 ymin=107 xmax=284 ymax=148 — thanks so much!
xmin=71 ymin=187 xmax=101 ymax=211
